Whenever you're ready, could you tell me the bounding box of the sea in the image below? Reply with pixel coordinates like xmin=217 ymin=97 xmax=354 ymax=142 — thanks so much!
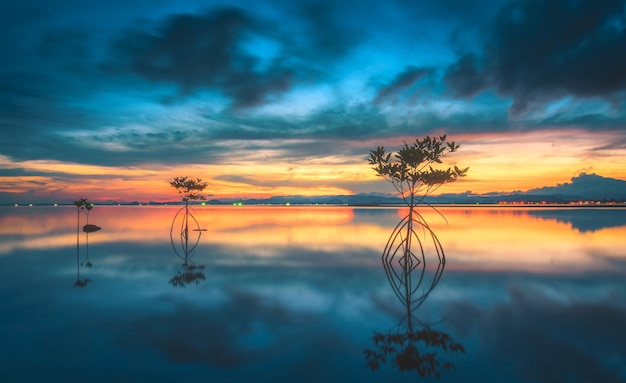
xmin=1 ymin=205 xmax=625 ymax=382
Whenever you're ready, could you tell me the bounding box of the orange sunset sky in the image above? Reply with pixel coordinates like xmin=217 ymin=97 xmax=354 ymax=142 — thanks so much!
xmin=1 ymin=0 xmax=625 ymax=203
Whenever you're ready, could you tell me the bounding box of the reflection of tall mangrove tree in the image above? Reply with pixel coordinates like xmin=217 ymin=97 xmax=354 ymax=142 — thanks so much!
xmin=368 ymin=135 xmax=467 ymax=315
xmin=168 ymin=177 xmax=208 ymax=287
xmin=365 ymin=136 xmax=467 ymax=377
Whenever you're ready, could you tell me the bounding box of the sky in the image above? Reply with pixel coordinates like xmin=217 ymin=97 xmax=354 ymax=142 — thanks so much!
xmin=1 ymin=0 xmax=626 ymax=203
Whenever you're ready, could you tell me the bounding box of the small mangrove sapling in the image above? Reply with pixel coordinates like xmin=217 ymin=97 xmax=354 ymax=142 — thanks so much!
xmin=168 ymin=177 xmax=208 ymax=287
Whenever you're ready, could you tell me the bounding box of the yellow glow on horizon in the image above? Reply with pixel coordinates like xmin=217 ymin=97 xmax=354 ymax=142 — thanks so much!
xmin=436 ymin=129 xmax=626 ymax=194
xmin=1 ymin=206 xmax=624 ymax=274
xmin=1 ymin=128 xmax=625 ymax=202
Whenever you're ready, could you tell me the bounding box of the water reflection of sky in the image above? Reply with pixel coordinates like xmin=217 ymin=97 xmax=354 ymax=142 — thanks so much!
xmin=0 ymin=206 xmax=625 ymax=382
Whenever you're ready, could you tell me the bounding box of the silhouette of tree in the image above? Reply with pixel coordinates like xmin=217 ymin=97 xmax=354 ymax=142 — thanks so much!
xmin=169 ymin=176 xmax=208 ymax=205
xmin=368 ymin=135 xmax=468 ymax=206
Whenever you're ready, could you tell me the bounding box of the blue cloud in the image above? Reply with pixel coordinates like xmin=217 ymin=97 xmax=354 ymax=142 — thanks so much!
xmin=444 ymin=0 xmax=626 ymax=116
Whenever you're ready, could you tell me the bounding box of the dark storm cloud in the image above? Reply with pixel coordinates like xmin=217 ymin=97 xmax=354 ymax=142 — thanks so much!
xmin=0 ymin=23 xmax=114 ymax=164
xmin=108 ymin=4 xmax=364 ymax=110
xmin=446 ymin=285 xmax=626 ymax=382
xmin=293 ymin=1 xmax=365 ymax=61
xmin=374 ymin=66 xmax=434 ymax=104
xmin=108 ymin=8 xmax=292 ymax=109
xmin=37 ymin=28 xmax=92 ymax=65
xmin=444 ymin=53 xmax=487 ymax=98
xmin=399 ymin=0 xmax=504 ymax=21
xmin=444 ymin=0 xmax=626 ymax=116
xmin=0 ymin=4 xmax=104 ymax=108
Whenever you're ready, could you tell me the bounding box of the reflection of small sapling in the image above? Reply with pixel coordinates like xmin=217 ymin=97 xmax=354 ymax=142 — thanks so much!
xmin=73 ymin=197 xmax=98 ymax=286
xmin=168 ymin=176 xmax=209 ymax=288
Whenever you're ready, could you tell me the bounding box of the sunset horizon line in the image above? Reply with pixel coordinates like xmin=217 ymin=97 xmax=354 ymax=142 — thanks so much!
xmin=4 ymin=171 xmax=625 ymax=206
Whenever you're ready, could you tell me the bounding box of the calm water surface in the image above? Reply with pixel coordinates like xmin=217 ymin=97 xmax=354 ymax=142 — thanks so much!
xmin=1 ymin=205 xmax=625 ymax=382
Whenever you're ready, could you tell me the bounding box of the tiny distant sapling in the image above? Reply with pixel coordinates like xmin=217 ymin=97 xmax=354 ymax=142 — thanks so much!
xmin=73 ymin=197 xmax=95 ymax=286
xmin=74 ymin=198 xmax=88 ymax=257
xmin=73 ymin=198 xmax=90 ymax=257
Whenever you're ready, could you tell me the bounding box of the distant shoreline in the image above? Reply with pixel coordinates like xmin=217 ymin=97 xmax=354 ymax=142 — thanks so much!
xmin=3 ymin=202 xmax=626 ymax=208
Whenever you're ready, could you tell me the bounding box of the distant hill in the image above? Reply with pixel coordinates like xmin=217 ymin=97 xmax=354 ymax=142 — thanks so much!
xmin=5 ymin=173 xmax=625 ymax=206
xmin=523 ymin=173 xmax=626 ymax=201
xmin=208 ymin=193 xmax=404 ymax=206
xmin=211 ymin=173 xmax=626 ymax=205
xmin=425 ymin=172 xmax=626 ymax=204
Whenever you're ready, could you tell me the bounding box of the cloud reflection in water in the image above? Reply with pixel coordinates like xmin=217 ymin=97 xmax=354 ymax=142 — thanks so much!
xmin=0 ymin=206 xmax=624 ymax=382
